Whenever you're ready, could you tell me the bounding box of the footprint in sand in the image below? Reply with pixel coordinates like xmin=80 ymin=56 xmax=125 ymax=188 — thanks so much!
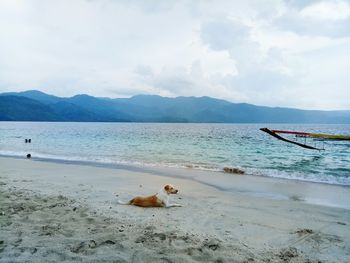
xmin=70 ymin=239 xmax=123 ymax=254
xmin=293 ymin=228 xmax=343 ymax=247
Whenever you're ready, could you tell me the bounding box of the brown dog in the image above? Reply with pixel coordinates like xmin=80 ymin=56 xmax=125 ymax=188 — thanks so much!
xmin=118 ymin=184 xmax=182 ymax=208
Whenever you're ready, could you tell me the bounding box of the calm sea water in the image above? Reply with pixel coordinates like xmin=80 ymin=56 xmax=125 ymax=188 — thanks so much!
xmin=1 ymin=122 xmax=349 ymax=185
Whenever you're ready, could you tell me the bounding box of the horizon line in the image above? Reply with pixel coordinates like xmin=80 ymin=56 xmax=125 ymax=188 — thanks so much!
xmin=1 ymin=89 xmax=350 ymax=112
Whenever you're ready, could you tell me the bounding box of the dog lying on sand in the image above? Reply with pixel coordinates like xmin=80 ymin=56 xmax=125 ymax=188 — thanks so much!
xmin=118 ymin=184 xmax=182 ymax=208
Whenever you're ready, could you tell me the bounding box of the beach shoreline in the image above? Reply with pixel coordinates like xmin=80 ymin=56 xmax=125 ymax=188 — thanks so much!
xmin=1 ymin=157 xmax=350 ymax=262
xmin=1 ymin=150 xmax=350 ymax=187
xmin=1 ymin=154 xmax=349 ymax=209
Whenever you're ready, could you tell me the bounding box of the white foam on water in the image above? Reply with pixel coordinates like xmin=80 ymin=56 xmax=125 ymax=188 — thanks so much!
xmin=1 ymin=150 xmax=349 ymax=186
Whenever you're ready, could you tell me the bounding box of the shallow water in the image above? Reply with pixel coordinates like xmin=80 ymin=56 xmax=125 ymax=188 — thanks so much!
xmin=0 ymin=122 xmax=349 ymax=185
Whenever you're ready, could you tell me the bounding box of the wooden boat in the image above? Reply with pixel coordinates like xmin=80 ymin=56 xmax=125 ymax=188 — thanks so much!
xmin=260 ymin=128 xmax=350 ymax=150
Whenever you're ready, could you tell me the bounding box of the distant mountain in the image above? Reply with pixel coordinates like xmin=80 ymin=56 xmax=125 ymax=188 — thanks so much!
xmin=1 ymin=90 xmax=63 ymax=104
xmin=0 ymin=95 xmax=59 ymax=121
xmin=1 ymin=90 xmax=350 ymax=123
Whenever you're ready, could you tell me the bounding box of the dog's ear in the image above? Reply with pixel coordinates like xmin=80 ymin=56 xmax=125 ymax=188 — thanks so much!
xmin=164 ymin=185 xmax=170 ymax=192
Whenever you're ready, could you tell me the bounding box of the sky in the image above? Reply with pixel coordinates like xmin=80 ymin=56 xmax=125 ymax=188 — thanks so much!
xmin=0 ymin=0 xmax=350 ymax=110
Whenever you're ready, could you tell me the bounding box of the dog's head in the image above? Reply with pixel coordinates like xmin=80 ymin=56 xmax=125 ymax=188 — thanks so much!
xmin=164 ymin=184 xmax=178 ymax=194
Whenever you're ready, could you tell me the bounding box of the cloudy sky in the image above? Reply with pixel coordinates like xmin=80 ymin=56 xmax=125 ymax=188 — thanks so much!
xmin=1 ymin=0 xmax=350 ymax=110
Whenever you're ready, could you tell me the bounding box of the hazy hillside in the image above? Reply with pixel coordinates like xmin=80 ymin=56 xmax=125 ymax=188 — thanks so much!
xmin=0 ymin=95 xmax=59 ymax=121
xmin=1 ymin=90 xmax=350 ymax=123
xmin=1 ymin=90 xmax=63 ymax=104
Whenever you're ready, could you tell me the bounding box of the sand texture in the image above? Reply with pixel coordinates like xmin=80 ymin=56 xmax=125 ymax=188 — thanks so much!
xmin=0 ymin=157 xmax=350 ymax=262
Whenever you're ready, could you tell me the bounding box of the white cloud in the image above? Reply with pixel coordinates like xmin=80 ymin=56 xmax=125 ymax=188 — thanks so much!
xmin=300 ymin=0 xmax=350 ymax=21
xmin=275 ymin=0 xmax=350 ymax=38
xmin=0 ymin=0 xmax=349 ymax=109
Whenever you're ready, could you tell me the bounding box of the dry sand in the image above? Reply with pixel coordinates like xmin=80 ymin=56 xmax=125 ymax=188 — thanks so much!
xmin=0 ymin=157 xmax=349 ymax=262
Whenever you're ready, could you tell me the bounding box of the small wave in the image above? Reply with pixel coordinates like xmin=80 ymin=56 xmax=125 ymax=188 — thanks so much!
xmin=0 ymin=150 xmax=220 ymax=172
xmin=247 ymin=167 xmax=350 ymax=186
xmin=1 ymin=150 xmax=349 ymax=186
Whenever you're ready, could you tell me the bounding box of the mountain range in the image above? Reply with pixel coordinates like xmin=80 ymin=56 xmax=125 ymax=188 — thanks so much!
xmin=1 ymin=90 xmax=350 ymax=123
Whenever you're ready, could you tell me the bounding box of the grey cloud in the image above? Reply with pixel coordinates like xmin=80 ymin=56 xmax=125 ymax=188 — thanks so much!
xmin=200 ymin=19 xmax=250 ymax=51
xmin=199 ymin=17 xmax=266 ymax=77
xmin=135 ymin=65 xmax=154 ymax=77
xmin=284 ymin=0 xmax=320 ymax=9
xmin=122 ymin=0 xmax=175 ymax=14
xmin=275 ymin=11 xmax=350 ymax=38
xmin=219 ymin=68 xmax=298 ymax=107
xmin=153 ymin=68 xmax=195 ymax=94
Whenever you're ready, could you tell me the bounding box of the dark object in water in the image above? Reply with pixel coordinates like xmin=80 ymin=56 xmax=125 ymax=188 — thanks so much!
xmin=260 ymin=128 xmax=320 ymax=150
xmin=260 ymin=128 xmax=350 ymax=150
xmin=26 ymin=154 xmax=31 ymax=159
xmin=223 ymin=167 xmax=245 ymax=175
xmin=28 ymin=139 xmax=31 ymax=143
xmin=25 ymin=139 xmax=28 ymax=143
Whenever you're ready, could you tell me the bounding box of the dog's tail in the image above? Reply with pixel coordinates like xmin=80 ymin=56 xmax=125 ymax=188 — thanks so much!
xmin=117 ymin=200 xmax=131 ymax=205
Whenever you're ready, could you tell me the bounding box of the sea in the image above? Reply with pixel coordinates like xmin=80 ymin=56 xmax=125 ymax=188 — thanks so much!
xmin=1 ymin=122 xmax=349 ymax=186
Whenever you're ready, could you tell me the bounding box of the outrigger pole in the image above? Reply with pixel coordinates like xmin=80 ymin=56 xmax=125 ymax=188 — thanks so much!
xmin=260 ymin=128 xmax=322 ymax=150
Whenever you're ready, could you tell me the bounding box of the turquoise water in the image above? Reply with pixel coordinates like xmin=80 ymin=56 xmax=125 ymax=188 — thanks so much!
xmin=0 ymin=122 xmax=349 ymax=185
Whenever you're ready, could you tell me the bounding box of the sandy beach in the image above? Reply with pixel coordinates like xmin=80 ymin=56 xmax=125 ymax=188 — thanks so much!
xmin=1 ymin=157 xmax=349 ymax=262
